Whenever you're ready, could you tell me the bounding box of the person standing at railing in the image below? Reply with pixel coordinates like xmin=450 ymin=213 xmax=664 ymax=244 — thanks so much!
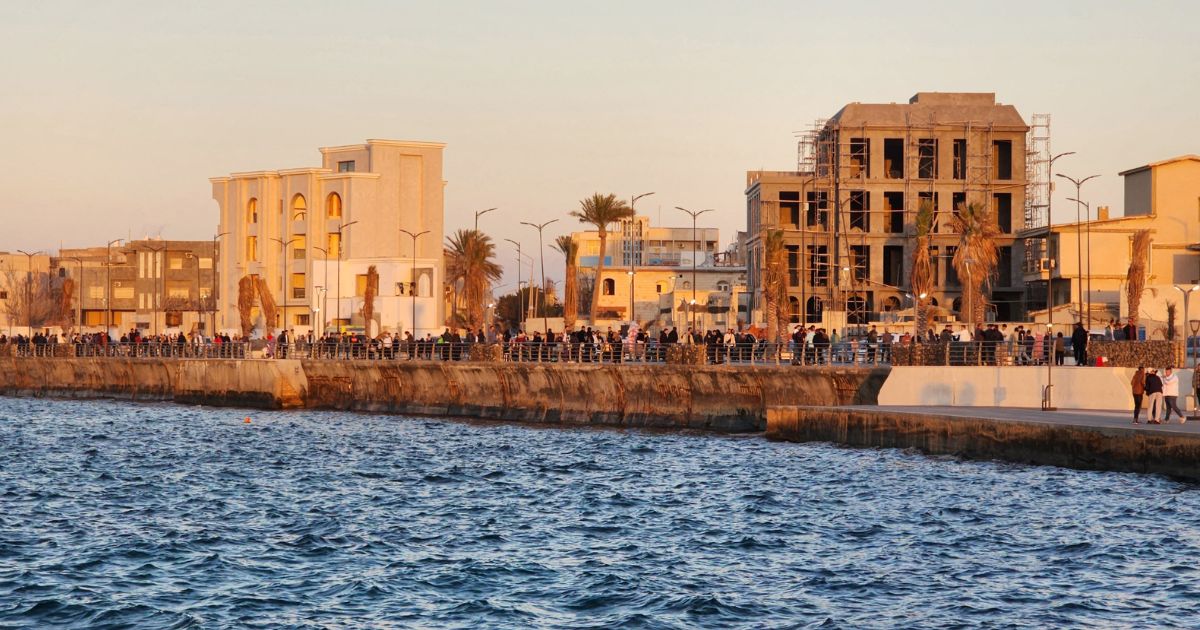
xmin=1130 ymin=366 xmax=1147 ymax=424
xmin=1054 ymin=332 xmax=1066 ymax=366
xmin=866 ymin=326 xmax=878 ymax=364
xmin=1071 ymin=323 xmax=1088 ymax=367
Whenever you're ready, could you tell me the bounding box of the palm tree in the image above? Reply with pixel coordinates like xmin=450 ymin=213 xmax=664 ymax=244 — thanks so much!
xmin=445 ymin=229 xmax=503 ymax=330
xmin=909 ymin=199 xmax=935 ymax=339
xmin=553 ymin=235 xmax=579 ymax=330
xmin=762 ymin=229 xmax=788 ymax=343
xmin=948 ymin=201 xmax=1000 ymax=327
xmin=361 ymin=265 xmax=379 ymax=335
xmin=1126 ymin=229 xmax=1151 ymax=329
xmin=570 ymin=193 xmax=633 ymax=324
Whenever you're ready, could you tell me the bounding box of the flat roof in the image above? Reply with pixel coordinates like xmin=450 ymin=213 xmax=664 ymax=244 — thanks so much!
xmin=1117 ymin=154 xmax=1200 ymax=176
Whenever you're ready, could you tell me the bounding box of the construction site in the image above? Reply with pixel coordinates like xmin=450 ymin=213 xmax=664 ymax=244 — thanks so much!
xmin=745 ymin=91 xmax=1052 ymax=331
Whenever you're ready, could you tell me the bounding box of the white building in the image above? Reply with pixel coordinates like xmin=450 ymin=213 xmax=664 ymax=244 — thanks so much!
xmin=211 ymin=140 xmax=446 ymax=337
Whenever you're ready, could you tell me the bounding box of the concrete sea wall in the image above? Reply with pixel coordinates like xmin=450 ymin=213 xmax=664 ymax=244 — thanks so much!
xmin=0 ymin=357 xmax=888 ymax=432
xmin=766 ymin=406 xmax=1200 ymax=480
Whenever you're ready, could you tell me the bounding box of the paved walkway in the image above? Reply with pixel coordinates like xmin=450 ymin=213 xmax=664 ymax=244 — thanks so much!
xmin=848 ymin=405 xmax=1200 ymax=435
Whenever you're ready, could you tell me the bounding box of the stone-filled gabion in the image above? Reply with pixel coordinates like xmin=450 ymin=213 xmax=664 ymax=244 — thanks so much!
xmin=666 ymin=344 xmax=707 ymax=365
xmin=1088 ymin=340 xmax=1185 ymax=368
xmin=468 ymin=343 xmax=504 ymax=362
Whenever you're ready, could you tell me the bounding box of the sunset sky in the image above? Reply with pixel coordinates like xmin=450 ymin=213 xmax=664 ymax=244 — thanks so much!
xmin=3 ymin=0 xmax=1197 ymax=285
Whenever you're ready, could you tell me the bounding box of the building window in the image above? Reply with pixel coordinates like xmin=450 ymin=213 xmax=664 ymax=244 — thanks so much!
xmin=993 ymin=140 xmax=1013 ymax=180
xmin=169 ymin=256 xmax=184 ymax=270
xmin=849 ymin=138 xmax=870 ymax=178
xmin=786 ymin=245 xmax=800 ymax=287
xmin=884 ymin=192 xmax=904 ymax=234
xmin=918 ymin=139 xmax=937 ymax=179
xmin=327 ymin=232 xmax=341 ymax=257
xmin=247 ymin=236 xmax=258 ymax=262
xmin=994 ymin=193 xmax=1013 ymax=233
xmin=292 ymin=234 xmax=306 ymax=260
xmin=884 ymin=139 xmax=904 ymax=179
xmin=327 ymin=192 xmax=342 ymax=219
xmin=602 ymin=278 xmax=615 ymax=295
xmin=295 ymin=313 xmax=311 ymax=326
xmin=247 ymin=198 xmax=258 ymax=224
xmin=199 ymin=257 xmax=213 ymax=269
xmin=806 ymin=296 xmax=823 ymax=323
xmin=656 ymin=282 xmax=664 ymax=294
xmin=849 ymin=245 xmax=870 ymax=283
xmin=788 ymin=296 xmax=801 ymax=323
xmin=0 ymin=290 xmax=7 ymax=300
xmin=849 ymin=191 xmax=870 ymax=231
xmin=338 ymin=161 xmax=355 ymax=173
xmin=780 ymin=191 xmax=801 ymax=226
xmin=292 ymin=273 xmax=306 ymax=299
xmin=716 ymin=281 xmax=730 ymax=292
xmin=166 ymin=311 xmax=182 ymax=327
xmin=291 ymin=194 xmax=307 ymax=222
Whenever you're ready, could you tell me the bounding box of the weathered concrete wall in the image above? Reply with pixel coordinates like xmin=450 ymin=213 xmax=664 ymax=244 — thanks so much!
xmin=766 ymin=406 xmax=1200 ymax=480
xmin=878 ymin=366 xmax=1197 ymax=411
xmin=0 ymin=357 xmax=887 ymax=432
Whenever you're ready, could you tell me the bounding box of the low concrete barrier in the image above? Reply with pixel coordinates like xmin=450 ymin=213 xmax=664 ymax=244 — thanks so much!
xmin=878 ymin=366 xmax=1196 ymax=411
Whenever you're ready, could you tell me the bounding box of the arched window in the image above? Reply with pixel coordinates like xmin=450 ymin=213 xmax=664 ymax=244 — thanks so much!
xmin=682 ymin=281 xmax=691 ymax=290
xmin=806 ymin=296 xmax=823 ymax=323
xmin=602 ymin=278 xmax=615 ymax=296
xmin=788 ymin=296 xmax=801 ymax=324
xmin=292 ymin=194 xmax=307 ymax=221
xmin=247 ymin=198 xmax=258 ymax=224
xmin=716 ymin=281 xmax=730 ymax=292
xmin=951 ymin=297 xmax=963 ymax=314
xmin=326 ymin=192 xmax=342 ymax=219
xmin=883 ymin=296 xmax=902 ymax=312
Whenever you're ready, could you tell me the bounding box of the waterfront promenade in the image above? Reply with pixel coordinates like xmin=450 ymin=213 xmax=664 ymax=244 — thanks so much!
xmin=865 ymin=405 xmax=1199 ymax=435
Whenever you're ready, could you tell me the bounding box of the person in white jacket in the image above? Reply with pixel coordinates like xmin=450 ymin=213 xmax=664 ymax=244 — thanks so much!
xmin=1161 ymin=367 xmax=1186 ymax=423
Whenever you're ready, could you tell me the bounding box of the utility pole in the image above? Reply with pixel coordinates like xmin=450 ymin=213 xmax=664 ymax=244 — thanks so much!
xmin=334 ymin=220 xmax=358 ymax=333
xmin=211 ymin=232 xmax=229 ymax=336
xmin=474 ymin=207 xmax=497 ymax=232
xmin=105 ymin=238 xmax=121 ymax=333
xmin=1042 ymin=151 xmax=1073 ymax=412
xmin=505 ymin=238 xmax=523 ymax=332
xmin=521 ymin=219 xmax=559 ymax=335
xmin=675 ymin=207 xmax=714 ymax=334
xmin=400 ymin=229 xmax=429 ymax=337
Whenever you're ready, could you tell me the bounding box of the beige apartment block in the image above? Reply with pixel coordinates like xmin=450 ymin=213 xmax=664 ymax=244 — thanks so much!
xmin=746 ymin=92 xmax=1031 ymax=331
xmin=1020 ymin=155 xmax=1200 ymax=337
xmin=571 ymin=216 xmax=746 ymax=330
xmin=0 ymin=251 xmax=52 ymax=335
xmin=211 ymin=140 xmax=446 ymax=337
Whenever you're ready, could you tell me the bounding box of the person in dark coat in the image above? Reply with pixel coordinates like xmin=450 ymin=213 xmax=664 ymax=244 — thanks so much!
xmin=1071 ymin=323 xmax=1088 ymax=366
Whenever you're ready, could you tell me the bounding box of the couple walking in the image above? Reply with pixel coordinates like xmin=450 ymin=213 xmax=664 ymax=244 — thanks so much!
xmin=1130 ymin=366 xmax=1187 ymax=424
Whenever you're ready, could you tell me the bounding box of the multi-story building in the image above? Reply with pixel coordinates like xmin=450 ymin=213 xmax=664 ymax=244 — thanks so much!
xmin=746 ymin=92 xmax=1031 ymax=330
xmin=211 ymin=139 xmax=446 ymax=336
xmin=571 ymin=216 xmax=746 ymax=329
xmin=56 ymin=239 xmax=216 ymax=335
xmin=1019 ymin=154 xmax=1200 ymax=334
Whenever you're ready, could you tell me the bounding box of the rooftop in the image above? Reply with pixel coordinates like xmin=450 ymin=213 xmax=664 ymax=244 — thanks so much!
xmin=828 ymin=92 xmax=1027 ymax=129
xmin=1117 ymin=154 xmax=1200 ymax=176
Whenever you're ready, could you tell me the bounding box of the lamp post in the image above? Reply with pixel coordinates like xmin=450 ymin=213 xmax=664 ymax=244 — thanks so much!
xmin=399 ymin=229 xmax=429 ymax=337
xmin=269 ymin=237 xmax=301 ymax=335
xmin=64 ymin=256 xmax=83 ymax=334
xmin=313 ymin=247 xmax=330 ymax=334
xmin=143 ymin=244 xmax=166 ymax=337
xmin=521 ymin=219 xmax=559 ymax=335
xmin=16 ymin=250 xmax=42 ymax=335
xmin=1066 ymin=197 xmax=1094 ymax=329
xmin=1056 ymin=173 xmax=1099 ymax=324
xmin=675 ymin=207 xmax=714 ymax=334
xmin=105 ymin=239 xmax=121 ymax=333
xmin=474 ymin=207 xmax=497 ymax=232
xmin=504 ymin=239 xmax=523 ymax=331
xmin=629 ymin=192 xmax=655 ymax=323
xmin=1172 ymin=284 xmax=1199 ymax=368
xmin=334 ymin=220 xmax=358 ymax=332
xmin=211 ymin=232 xmax=229 ymax=336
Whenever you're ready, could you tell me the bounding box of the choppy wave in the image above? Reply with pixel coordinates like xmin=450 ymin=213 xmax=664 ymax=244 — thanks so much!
xmin=1 ymin=398 xmax=1199 ymax=628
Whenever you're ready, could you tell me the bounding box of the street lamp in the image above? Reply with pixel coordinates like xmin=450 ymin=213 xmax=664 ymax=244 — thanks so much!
xmin=1056 ymin=172 xmax=1099 ymax=324
xmin=314 ymin=246 xmax=330 ymax=334
xmin=269 ymin=237 xmax=301 ymax=335
xmin=675 ymin=207 xmax=714 ymax=334
xmin=211 ymin=232 xmax=229 ymax=336
xmin=399 ymin=229 xmax=429 ymax=338
xmin=143 ymin=243 xmax=167 ymax=337
xmin=1172 ymin=284 xmax=1199 ymax=368
xmin=504 ymin=239 xmax=523 ymax=331
xmin=314 ymin=285 xmax=326 ymax=339
xmin=334 ymin=220 xmax=358 ymax=332
xmin=1066 ymin=197 xmax=1094 ymax=328
xmin=16 ymin=250 xmax=42 ymax=334
xmin=474 ymin=207 xmax=498 ymax=232
xmin=105 ymin=239 xmax=121 ymax=333
xmin=629 ymin=192 xmax=655 ymax=323
xmin=521 ymin=219 xmax=559 ymax=335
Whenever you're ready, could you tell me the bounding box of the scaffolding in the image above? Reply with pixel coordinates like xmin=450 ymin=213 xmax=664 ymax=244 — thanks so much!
xmin=1024 ymin=113 xmax=1051 ymax=231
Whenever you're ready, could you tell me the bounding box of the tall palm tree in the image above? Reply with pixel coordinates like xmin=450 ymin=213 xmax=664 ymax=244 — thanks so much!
xmin=949 ymin=201 xmax=1000 ymax=327
xmin=909 ymin=199 xmax=935 ymax=339
xmin=1126 ymin=229 xmax=1151 ymax=329
xmin=553 ymin=235 xmax=579 ymax=330
xmin=570 ymin=193 xmax=633 ymax=324
xmin=762 ymin=229 xmax=788 ymax=343
xmin=445 ymin=229 xmax=503 ymax=330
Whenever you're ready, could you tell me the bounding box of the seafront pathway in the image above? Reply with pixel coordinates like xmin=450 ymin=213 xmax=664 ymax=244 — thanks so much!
xmin=849 ymin=405 xmax=1200 ymax=435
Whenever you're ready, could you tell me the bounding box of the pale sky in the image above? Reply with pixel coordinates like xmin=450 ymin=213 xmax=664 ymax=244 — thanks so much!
xmin=3 ymin=0 xmax=1198 ymax=287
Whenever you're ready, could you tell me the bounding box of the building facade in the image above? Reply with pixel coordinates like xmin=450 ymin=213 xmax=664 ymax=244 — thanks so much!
xmin=1020 ymin=155 xmax=1200 ymax=335
xmin=746 ymin=92 xmax=1031 ymax=331
xmin=211 ymin=140 xmax=446 ymax=337
xmin=571 ymin=216 xmax=746 ymax=329
xmin=0 ymin=251 xmax=52 ymax=335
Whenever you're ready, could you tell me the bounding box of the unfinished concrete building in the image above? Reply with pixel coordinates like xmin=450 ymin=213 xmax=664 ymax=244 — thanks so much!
xmin=745 ymin=92 xmax=1033 ymax=330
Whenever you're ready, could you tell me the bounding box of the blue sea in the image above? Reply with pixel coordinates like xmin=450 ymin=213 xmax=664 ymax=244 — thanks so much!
xmin=1 ymin=398 xmax=1198 ymax=628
